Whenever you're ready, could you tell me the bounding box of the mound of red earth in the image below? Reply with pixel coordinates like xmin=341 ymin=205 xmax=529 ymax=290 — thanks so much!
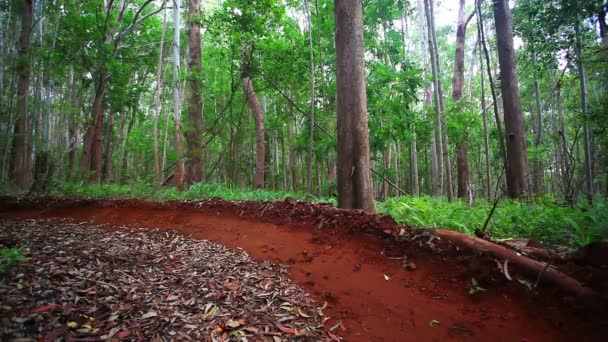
xmin=1 ymin=196 xmax=607 ymax=341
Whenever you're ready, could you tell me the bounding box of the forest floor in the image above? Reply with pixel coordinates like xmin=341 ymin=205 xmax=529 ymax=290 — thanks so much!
xmin=0 ymin=196 xmax=607 ymax=341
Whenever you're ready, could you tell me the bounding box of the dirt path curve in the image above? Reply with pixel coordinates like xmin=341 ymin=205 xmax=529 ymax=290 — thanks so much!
xmin=2 ymin=203 xmax=606 ymax=341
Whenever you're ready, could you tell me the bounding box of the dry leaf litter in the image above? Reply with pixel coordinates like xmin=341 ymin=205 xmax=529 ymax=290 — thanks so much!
xmin=0 ymin=218 xmax=332 ymax=341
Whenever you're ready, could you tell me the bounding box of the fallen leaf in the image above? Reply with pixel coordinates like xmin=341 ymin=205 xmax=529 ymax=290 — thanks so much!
xmin=141 ymin=311 xmax=158 ymax=319
xmin=32 ymin=304 xmax=61 ymax=313
xmin=67 ymin=321 xmax=79 ymax=328
xmin=384 ymin=274 xmax=390 ymax=281
xmin=274 ymin=323 xmax=297 ymax=335
xmin=428 ymin=320 xmax=440 ymax=327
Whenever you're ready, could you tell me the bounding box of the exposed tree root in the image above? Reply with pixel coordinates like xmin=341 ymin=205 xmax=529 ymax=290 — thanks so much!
xmin=433 ymin=229 xmax=597 ymax=298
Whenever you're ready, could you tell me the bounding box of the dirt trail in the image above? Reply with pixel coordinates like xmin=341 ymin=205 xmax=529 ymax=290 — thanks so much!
xmin=1 ymin=198 xmax=606 ymax=341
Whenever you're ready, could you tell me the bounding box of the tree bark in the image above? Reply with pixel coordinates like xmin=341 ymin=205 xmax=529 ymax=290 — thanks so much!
xmin=423 ymin=0 xmax=444 ymax=196
xmin=531 ymin=44 xmax=543 ymax=195
xmin=453 ymin=0 xmax=471 ymax=200
xmin=335 ymin=0 xmax=376 ymax=213
xmin=242 ymin=75 xmax=265 ymax=189
xmin=303 ymin=0 xmax=315 ymax=193
xmin=152 ymin=8 xmax=167 ymax=183
xmin=173 ymin=0 xmax=185 ymax=190
xmin=103 ymin=113 xmax=113 ymax=182
xmin=185 ymin=0 xmax=204 ymax=184
xmin=493 ymin=0 xmax=529 ymax=198
xmin=478 ymin=37 xmax=492 ymax=201
xmin=574 ymin=20 xmax=593 ymax=202
xmin=89 ymin=72 xmax=108 ymax=183
xmin=478 ymin=0 xmax=507 ymax=175
xmin=417 ymin=0 xmax=439 ymax=196
xmin=12 ymin=0 xmax=33 ymax=188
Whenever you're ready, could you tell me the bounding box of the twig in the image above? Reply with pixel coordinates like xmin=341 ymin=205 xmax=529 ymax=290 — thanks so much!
xmin=534 ymin=263 xmax=552 ymax=288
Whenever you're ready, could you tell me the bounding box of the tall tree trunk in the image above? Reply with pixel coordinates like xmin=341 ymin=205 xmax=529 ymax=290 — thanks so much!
xmin=103 ymin=113 xmax=114 ymax=182
xmin=478 ymin=0 xmax=507 ymax=174
xmin=241 ymin=43 xmax=265 ymax=189
xmin=152 ymin=9 xmax=167 ymax=183
xmin=173 ymin=0 xmax=185 ymax=190
xmin=335 ymin=0 xmax=376 ymax=213
xmin=574 ymin=20 xmax=593 ymax=202
xmin=89 ymin=72 xmax=107 ymax=183
xmin=493 ymin=0 xmax=530 ymax=198
xmin=288 ymin=110 xmax=298 ymax=191
xmin=185 ymin=0 xmax=203 ymax=184
xmin=531 ymin=44 xmax=543 ymax=195
xmin=453 ymin=0 xmax=472 ymax=200
xmin=478 ymin=38 xmax=492 ymax=200
xmin=303 ymin=0 xmax=315 ymax=193
xmin=67 ymin=69 xmax=79 ymax=180
xmin=12 ymin=0 xmax=33 ymax=188
xmin=242 ymin=76 xmax=265 ymax=189
xmin=423 ymin=0 xmax=444 ymax=196
xmin=417 ymin=0 xmax=439 ymax=196
xmin=401 ymin=10 xmax=419 ymax=196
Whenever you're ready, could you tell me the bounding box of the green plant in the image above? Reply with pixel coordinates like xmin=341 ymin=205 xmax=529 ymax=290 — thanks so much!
xmin=469 ymin=277 xmax=485 ymax=295
xmin=0 ymin=247 xmax=28 ymax=272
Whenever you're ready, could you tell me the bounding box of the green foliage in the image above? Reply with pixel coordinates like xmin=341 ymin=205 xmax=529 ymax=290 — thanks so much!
xmin=49 ymin=182 xmax=336 ymax=205
xmin=469 ymin=277 xmax=485 ymax=295
xmin=377 ymin=195 xmax=608 ymax=247
xmin=0 ymin=247 xmax=27 ymax=272
xmin=45 ymin=181 xmax=607 ymax=247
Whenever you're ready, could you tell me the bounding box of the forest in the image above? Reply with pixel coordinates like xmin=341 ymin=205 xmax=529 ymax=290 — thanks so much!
xmin=1 ymin=0 xmax=607 ymax=243
xmin=0 ymin=0 xmax=608 ymax=340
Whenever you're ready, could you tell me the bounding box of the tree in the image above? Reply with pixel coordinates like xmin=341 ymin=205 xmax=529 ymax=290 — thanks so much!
xmin=335 ymin=0 xmax=376 ymax=213
xmin=173 ymin=0 xmax=186 ymax=190
xmin=242 ymin=43 xmax=266 ymax=189
xmin=493 ymin=0 xmax=530 ymax=198
xmin=12 ymin=0 xmax=33 ymax=188
xmin=185 ymin=0 xmax=204 ymax=184
xmin=452 ymin=0 xmax=475 ymax=200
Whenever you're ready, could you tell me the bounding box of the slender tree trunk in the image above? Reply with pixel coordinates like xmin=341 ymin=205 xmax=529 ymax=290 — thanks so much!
xmin=242 ymin=77 xmax=265 ymax=189
xmin=152 ymin=9 xmax=167 ymax=182
xmin=453 ymin=0 xmax=472 ymax=200
xmin=574 ymin=20 xmax=593 ymax=202
xmin=303 ymin=0 xmax=315 ymax=193
xmin=103 ymin=113 xmax=114 ymax=182
xmin=423 ymin=0 xmax=444 ymax=196
xmin=12 ymin=0 xmax=33 ymax=188
xmin=400 ymin=11 xmax=419 ymax=196
xmin=335 ymin=0 xmax=376 ymax=213
xmin=531 ymin=44 xmax=543 ymax=195
xmin=493 ymin=0 xmax=530 ymax=198
xmin=185 ymin=0 xmax=203 ymax=184
xmin=417 ymin=0 xmax=439 ymax=196
xmin=478 ymin=37 xmax=492 ymax=200
xmin=67 ymin=69 xmax=79 ymax=180
xmin=89 ymin=72 xmax=107 ymax=183
xmin=288 ymin=109 xmax=297 ymax=191
xmin=173 ymin=0 xmax=185 ymax=190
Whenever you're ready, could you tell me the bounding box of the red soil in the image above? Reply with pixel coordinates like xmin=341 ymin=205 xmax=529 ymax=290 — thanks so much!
xmin=1 ymin=197 xmax=606 ymax=341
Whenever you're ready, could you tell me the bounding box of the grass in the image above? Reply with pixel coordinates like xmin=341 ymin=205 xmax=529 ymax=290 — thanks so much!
xmin=3 ymin=180 xmax=606 ymax=247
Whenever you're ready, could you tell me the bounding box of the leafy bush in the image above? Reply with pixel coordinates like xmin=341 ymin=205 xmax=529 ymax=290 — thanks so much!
xmin=377 ymin=195 xmax=608 ymax=246
xmin=0 ymin=247 xmax=28 ymax=272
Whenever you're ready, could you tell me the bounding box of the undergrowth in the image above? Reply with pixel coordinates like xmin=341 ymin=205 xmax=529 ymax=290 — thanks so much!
xmin=377 ymin=195 xmax=608 ymax=246
xmin=4 ymin=181 xmax=606 ymax=247
xmin=0 ymin=247 xmax=27 ymax=272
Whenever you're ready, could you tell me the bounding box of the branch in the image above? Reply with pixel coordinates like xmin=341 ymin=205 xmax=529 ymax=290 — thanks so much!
xmin=464 ymin=9 xmax=476 ymax=28
xmin=259 ymin=72 xmax=331 ymax=136
xmin=118 ymin=0 xmax=165 ymax=38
